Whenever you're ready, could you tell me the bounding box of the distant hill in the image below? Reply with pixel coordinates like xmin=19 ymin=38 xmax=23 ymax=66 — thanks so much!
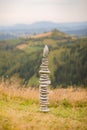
xmin=29 ymin=32 xmax=52 ymax=38
xmin=0 ymin=21 xmax=87 ymax=40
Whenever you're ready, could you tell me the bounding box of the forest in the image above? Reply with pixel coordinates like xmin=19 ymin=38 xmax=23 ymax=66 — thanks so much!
xmin=0 ymin=30 xmax=87 ymax=88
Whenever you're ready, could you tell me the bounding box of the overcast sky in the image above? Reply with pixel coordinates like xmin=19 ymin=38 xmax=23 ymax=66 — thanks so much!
xmin=0 ymin=0 xmax=87 ymax=25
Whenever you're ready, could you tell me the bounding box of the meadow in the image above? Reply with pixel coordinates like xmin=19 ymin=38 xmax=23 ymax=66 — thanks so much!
xmin=0 ymin=81 xmax=87 ymax=130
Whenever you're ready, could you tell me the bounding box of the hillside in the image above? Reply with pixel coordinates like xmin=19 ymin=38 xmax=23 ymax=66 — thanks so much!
xmin=0 ymin=30 xmax=87 ymax=87
xmin=0 ymin=21 xmax=87 ymax=40
xmin=29 ymin=32 xmax=52 ymax=38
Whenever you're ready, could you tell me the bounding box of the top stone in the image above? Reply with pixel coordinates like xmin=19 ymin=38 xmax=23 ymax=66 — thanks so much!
xmin=43 ymin=45 xmax=49 ymax=57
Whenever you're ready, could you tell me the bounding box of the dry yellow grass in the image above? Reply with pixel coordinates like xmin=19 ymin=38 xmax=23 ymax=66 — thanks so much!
xmin=0 ymin=81 xmax=87 ymax=106
xmin=16 ymin=44 xmax=28 ymax=50
xmin=0 ymin=82 xmax=39 ymax=103
xmin=29 ymin=32 xmax=52 ymax=38
xmin=49 ymin=87 xmax=87 ymax=107
xmin=0 ymin=82 xmax=87 ymax=130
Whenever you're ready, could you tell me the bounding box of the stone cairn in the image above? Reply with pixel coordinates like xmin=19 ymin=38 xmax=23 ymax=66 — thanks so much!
xmin=39 ymin=45 xmax=51 ymax=112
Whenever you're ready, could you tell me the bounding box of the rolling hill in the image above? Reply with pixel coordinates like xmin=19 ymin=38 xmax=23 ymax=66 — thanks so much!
xmin=0 ymin=21 xmax=87 ymax=40
xmin=0 ymin=29 xmax=87 ymax=87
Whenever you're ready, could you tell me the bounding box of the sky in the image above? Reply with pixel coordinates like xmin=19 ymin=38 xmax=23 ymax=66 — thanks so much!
xmin=0 ymin=0 xmax=87 ymax=26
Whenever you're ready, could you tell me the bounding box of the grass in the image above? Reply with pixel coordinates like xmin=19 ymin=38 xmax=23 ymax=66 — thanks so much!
xmin=30 ymin=32 xmax=52 ymax=38
xmin=0 ymin=82 xmax=87 ymax=130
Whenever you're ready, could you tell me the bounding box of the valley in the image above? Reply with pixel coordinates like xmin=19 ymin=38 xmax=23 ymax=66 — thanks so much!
xmin=0 ymin=29 xmax=87 ymax=88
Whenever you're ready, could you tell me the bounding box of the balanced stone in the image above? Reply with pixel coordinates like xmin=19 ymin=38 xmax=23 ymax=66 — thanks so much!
xmin=39 ymin=45 xmax=51 ymax=112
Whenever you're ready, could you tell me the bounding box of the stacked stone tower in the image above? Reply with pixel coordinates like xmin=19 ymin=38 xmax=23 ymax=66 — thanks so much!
xmin=39 ymin=45 xmax=51 ymax=112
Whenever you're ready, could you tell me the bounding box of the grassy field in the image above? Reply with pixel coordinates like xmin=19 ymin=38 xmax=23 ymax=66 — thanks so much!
xmin=0 ymin=82 xmax=87 ymax=130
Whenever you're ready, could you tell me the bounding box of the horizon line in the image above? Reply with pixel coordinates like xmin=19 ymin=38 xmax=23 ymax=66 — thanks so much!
xmin=0 ymin=20 xmax=87 ymax=26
